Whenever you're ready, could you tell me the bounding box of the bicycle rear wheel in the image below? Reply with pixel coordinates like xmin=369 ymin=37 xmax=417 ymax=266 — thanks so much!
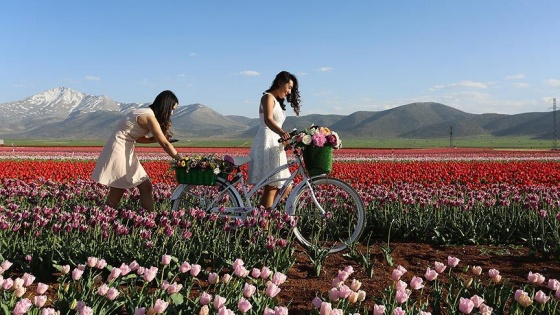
xmin=171 ymin=178 xmax=241 ymax=212
xmin=291 ymin=176 xmax=365 ymax=253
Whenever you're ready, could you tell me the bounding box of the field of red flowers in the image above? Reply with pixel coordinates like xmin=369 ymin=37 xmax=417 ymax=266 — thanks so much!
xmin=1 ymin=146 xmax=560 ymax=314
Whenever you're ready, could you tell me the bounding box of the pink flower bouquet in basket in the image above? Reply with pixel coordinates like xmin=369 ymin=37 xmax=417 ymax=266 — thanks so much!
xmin=292 ymin=125 xmax=342 ymax=176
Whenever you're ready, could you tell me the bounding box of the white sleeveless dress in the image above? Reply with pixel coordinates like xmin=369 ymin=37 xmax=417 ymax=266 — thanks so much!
xmin=91 ymin=108 xmax=154 ymax=189
xmin=248 ymin=93 xmax=290 ymax=187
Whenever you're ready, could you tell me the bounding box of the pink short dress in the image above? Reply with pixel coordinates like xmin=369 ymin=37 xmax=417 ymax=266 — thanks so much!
xmin=91 ymin=108 xmax=154 ymax=189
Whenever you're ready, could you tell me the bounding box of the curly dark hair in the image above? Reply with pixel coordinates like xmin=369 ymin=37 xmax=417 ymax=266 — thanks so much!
xmin=149 ymin=90 xmax=178 ymax=139
xmin=266 ymin=71 xmax=301 ymax=116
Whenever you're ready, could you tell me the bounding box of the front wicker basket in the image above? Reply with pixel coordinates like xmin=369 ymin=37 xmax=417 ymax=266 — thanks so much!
xmin=175 ymin=168 xmax=217 ymax=185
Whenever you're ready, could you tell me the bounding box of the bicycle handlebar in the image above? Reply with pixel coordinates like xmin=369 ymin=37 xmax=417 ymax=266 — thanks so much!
xmin=277 ymin=129 xmax=300 ymax=143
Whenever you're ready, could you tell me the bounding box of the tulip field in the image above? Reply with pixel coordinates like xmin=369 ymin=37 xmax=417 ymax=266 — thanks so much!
xmin=1 ymin=146 xmax=560 ymax=314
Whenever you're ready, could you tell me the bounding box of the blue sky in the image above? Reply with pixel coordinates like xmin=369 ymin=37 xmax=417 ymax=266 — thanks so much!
xmin=1 ymin=0 xmax=559 ymax=118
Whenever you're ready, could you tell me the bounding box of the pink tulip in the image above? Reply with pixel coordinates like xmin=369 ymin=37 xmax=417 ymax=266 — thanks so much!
xmin=13 ymin=299 xmax=32 ymax=315
xmin=448 ymin=256 xmax=460 ymax=267
xmin=34 ymin=295 xmax=47 ymax=307
xmin=312 ymin=296 xmax=323 ymax=308
xmin=1 ymin=260 xmax=13 ymax=270
xmin=96 ymin=259 xmax=108 ymax=269
xmin=234 ymin=265 xmax=248 ymax=277
xmin=200 ymin=292 xmax=212 ymax=305
xmin=72 ymin=268 xmax=84 ymax=280
xmin=393 ymin=307 xmax=405 ymax=315
xmin=534 ymin=290 xmax=550 ymax=304
xmin=272 ymin=271 xmax=287 ymax=285
xmin=119 ymin=263 xmax=131 ymax=276
xmin=274 ymin=306 xmax=289 ymax=315
xmin=237 ymin=297 xmax=252 ymax=313
xmin=373 ymin=304 xmax=386 ymax=315
xmin=21 ymin=273 xmax=35 ymax=287
xmin=395 ymin=289 xmax=410 ymax=304
xmin=251 ymin=268 xmax=261 ymax=278
xmin=86 ymin=256 xmax=98 ymax=268
xmin=263 ymin=307 xmax=275 ymax=315
xmin=547 ymin=279 xmax=559 ymax=291
xmin=80 ymin=306 xmax=94 ymax=315
xmin=41 ymin=308 xmax=58 ymax=315
xmin=527 ymin=271 xmax=545 ymax=285
xmin=395 ymin=280 xmax=407 ymax=291
xmin=143 ymin=266 xmax=158 ymax=282
xmin=434 ymin=261 xmax=446 ymax=273
xmin=208 ymin=272 xmax=219 ymax=284
xmin=36 ymin=282 xmax=49 ymax=294
xmin=266 ymin=282 xmax=281 ymax=297
xmin=134 ymin=307 xmax=146 ymax=315
xmin=179 ymin=261 xmax=191 ymax=273
xmin=337 ymin=269 xmax=350 ymax=281
xmin=320 ymin=302 xmax=332 ymax=315
xmin=161 ymin=254 xmax=172 ymax=265
xmin=488 ymin=268 xmax=500 ymax=279
xmin=391 ymin=269 xmax=405 ymax=281
xmin=213 ymin=295 xmax=226 ymax=310
xmin=61 ymin=265 xmax=71 ymax=274
xmin=97 ymin=284 xmax=109 ymax=295
xmin=106 ymin=287 xmax=119 ymax=300
xmin=338 ymin=284 xmax=352 ymax=299
xmin=190 ymin=264 xmax=202 ymax=277
xmin=167 ymin=282 xmax=182 ymax=294
xmin=479 ymin=303 xmax=493 ymax=315
xmin=243 ymin=283 xmax=256 ymax=298
xmin=470 ymin=295 xmax=484 ymax=308
xmin=222 ymin=273 xmax=232 ymax=283
xmin=260 ymin=266 xmax=272 ymax=279
xmin=410 ymin=276 xmax=424 ymax=290
xmin=424 ymin=267 xmax=438 ymax=281
xmin=459 ymin=297 xmax=474 ymax=314
xmin=107 ymin=267 xmax=122 ymax=282
xmin=2 ymin=278 xmax=13 ymax=290
xmin=328 ymin=287 xmax=339 ymax=302
xmin=152 ymin=299 xmax=169 ymax=314
xmin=129 ymin=260 xmax=140 ymax=271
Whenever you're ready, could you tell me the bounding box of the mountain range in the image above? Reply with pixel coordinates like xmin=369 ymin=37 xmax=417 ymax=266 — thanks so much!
xmin=0 ymin=87 xmax=556 ymax=141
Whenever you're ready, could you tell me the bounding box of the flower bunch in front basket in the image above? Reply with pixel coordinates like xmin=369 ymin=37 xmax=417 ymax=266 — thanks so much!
xmin=291 ymin=125 xmax=342 ymax=149
xmin=174 ymin=154 xmax=227 ymax=174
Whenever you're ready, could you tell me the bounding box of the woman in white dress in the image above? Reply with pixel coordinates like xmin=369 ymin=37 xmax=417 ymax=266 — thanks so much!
xmin=91 ymin=90 xmax=183 ymax=211
xmin=248 ymin=71 xmax=301 ymax=208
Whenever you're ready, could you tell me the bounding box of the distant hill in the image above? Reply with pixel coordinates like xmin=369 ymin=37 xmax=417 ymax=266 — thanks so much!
xmin=0 ymin=87 xmax=557 ymax=141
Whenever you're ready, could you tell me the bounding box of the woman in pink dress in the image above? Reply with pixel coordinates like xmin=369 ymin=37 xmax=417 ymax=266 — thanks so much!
xmin=248 ymin=71 xmax=301 ymax=208
xmin=91 ymin=90 xmax=183 ymax=211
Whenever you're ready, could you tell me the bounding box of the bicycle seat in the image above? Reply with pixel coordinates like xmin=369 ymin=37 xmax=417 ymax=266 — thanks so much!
xmin=224 ymin=155 xmax=251 ymax=167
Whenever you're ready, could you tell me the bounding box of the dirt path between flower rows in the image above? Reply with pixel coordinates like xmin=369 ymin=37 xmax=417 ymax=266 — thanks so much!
xmin=279 ymin=242 xmax=560 ymax=314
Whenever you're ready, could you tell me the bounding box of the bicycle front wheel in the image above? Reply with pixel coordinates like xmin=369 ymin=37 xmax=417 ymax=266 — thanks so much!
xmin=171 ymin=179 xmax=241 ymax=212
xmin=291 ymin=176 xmax=365 ymax=253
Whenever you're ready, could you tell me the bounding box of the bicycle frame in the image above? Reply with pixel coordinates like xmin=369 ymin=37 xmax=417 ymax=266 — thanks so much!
xmin=170 ymin=147 xmax=328 ymax=217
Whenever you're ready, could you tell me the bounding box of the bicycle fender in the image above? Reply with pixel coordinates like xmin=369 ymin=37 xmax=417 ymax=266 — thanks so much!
xmin=170 ymin=184 xmax=187 ymax=201
xmin=284 ymin=180 xmax=310 ymax=216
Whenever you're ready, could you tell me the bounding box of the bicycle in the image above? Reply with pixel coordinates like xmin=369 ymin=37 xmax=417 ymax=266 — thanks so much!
xmin=170 ymin=130 xmax=365 ymax=253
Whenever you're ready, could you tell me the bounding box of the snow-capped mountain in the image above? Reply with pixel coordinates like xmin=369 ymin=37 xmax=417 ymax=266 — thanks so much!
xmin=0 ymin=87 xmax=146 ymax=133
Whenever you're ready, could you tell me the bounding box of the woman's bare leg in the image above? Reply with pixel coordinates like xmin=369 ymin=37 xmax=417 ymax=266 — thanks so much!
xmin=137 ymin=179 xmax=154 ymax=212
xmin=106 ymin=187 xmax=126 ymax=209
xmin=260 ymin=185 xmax=278 ymax=209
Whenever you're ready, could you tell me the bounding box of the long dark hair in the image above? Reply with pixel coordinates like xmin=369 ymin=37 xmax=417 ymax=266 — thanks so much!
xmin=149 ymin=90 xmax=178 ymax=138
xmin=266 ymin=71 xmax=301 ymax=116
